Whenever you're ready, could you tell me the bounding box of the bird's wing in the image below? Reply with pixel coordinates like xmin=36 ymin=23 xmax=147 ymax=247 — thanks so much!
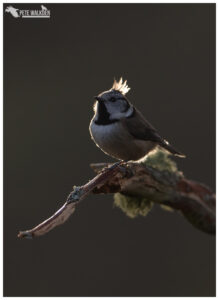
xmin=121 ymin=108 xmax=185 ymax=157
xmin=121 ymin=108 xmax=163 ymax=143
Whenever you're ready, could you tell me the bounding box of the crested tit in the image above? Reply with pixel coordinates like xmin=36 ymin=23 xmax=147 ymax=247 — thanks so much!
xmin=89 ymin=78 xmax=185 ymax=161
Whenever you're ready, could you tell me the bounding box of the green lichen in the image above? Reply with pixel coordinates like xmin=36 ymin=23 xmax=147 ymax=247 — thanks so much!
xmin=143 ymin=149 xmax=178 ymax=173
xmin=113 ymin=149 xmax=179 ymax=218
xmin=114 ymin=193 xmax=153 ymax=218
xmin=160 ymin=204 xmax=174 ymax=212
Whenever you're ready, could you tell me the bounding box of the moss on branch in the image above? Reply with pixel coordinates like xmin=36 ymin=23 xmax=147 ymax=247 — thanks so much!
xmin=113 ymin=149 xmax=178 ymax=218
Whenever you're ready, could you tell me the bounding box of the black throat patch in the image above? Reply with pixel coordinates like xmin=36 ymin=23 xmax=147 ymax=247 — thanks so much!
xmin=95 ymin=101 xmax=118 ymax=125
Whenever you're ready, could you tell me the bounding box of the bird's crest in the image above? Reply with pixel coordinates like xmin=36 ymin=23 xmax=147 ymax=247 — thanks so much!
xmin=111 ymin=77 xmax=130 ymax=95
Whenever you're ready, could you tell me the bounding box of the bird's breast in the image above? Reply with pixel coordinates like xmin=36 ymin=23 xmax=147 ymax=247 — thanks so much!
xmin=89 ymin=118 xmax=155 ymax=161
xmin=89 ymin=119 xmax=125 ymax=149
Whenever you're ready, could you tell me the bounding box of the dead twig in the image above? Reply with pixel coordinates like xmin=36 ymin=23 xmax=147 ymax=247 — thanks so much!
xmin=18 ymin=163 xmax=121 ymax=238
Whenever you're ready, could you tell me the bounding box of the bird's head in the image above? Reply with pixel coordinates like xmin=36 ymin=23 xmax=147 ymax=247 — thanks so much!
xmin=93 ymin=78 xmax=133 ymax=122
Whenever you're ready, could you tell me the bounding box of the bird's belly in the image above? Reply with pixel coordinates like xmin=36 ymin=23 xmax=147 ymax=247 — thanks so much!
xmin=89 ymin=120 xmax=156 ymax=161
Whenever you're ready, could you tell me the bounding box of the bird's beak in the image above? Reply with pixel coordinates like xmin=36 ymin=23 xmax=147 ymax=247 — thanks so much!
xmin=94 ymin=96 xmax=103 ymax=102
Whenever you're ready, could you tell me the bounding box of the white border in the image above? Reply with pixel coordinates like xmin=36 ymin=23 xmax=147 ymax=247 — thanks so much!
xmin=0 ymin=1 xmax=3 ymax=299
xmin=2 ymin=0 xmax=217 ymax=2
xmin=1 ymin=1 xmax=217 ymax=299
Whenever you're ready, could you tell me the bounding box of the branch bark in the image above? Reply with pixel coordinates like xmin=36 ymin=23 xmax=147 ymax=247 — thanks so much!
xmin=91 ymin=162 xmax=215 ymax=234
xmin=17 ymin=163 xmax=121 ymax=238
xmin=18 ymin=156 xmax=215 ymax=239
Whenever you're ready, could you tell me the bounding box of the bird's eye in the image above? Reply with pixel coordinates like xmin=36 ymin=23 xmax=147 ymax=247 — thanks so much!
xmin=110 ymin=97 xmax=116 ymax=102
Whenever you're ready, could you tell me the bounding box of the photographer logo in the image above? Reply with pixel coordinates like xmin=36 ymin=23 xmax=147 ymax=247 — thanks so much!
xmin=5 ymin=5 xmax=50 ymax=18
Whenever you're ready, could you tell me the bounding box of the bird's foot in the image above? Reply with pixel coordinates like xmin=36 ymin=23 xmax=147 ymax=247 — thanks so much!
xmin=117 ymin=161 xmax=134 ymax=177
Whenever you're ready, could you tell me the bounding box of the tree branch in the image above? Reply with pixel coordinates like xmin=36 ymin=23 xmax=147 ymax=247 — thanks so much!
xmin=17 ymin=163 xmax=121 ymax=238
xmin=18 ymin=151 xmax=215 ymax=239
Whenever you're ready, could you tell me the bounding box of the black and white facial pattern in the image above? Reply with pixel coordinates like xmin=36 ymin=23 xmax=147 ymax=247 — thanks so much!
xmin=94 ymin=89 xmax=134 ymax=125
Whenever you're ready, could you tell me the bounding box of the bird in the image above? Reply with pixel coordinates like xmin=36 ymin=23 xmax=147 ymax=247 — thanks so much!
xmin=89 ymin=78 xmax=185 ymax=162
xmin=5 ymin=6 xmax=20 ymax=18
xmin=41 ymin=5 xmax=48 ymax=11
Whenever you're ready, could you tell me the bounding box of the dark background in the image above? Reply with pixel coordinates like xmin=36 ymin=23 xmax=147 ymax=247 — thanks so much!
xmin=4 ymin=4 xmax=215 ymax=297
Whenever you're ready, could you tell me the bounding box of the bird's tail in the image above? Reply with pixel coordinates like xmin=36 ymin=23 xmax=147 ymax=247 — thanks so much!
xmin=159 ymin=140 xmax=186 ymax=158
